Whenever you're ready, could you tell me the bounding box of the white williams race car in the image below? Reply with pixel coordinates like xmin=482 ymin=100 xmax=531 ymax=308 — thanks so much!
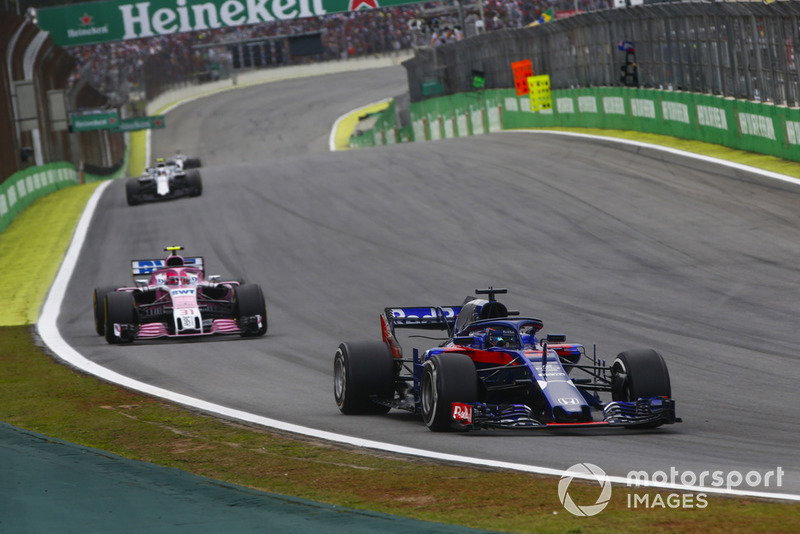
xmin=126 ymin=157 xmax=202 ymax=206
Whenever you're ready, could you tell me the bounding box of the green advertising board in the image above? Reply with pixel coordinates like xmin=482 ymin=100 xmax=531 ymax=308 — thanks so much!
xmin=113 ymin=115 xmax=166 ymax=132
xmin=70 ymin=111 xmax=120 ymax=132
xmin=37 ymin=0 xmax=429 ymax=47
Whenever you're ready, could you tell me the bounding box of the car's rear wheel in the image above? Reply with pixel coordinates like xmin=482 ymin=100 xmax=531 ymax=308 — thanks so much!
xmin=334 ymin=341 xmax=394 ymax=415
xmin=93 ymin=286 xmax=118 ymax=336
xmin=104 ymin=291 xmax=136 ymax=344
xmin=186 ymin=170 xmax=202 ymax=197
xmin=125 ymin=180 xmax=140 ymax=206
xmin=611 ymin=349 xmax=671 ymax=401
xmin=421 ymin=353 xmax=478 ymax=432
xmin=234 ymin=284 xmax=267 ymax=336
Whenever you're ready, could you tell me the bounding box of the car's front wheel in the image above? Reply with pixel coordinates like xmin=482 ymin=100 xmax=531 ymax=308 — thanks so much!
xmin=104 ymin=291 xmax=136 ymax=344
xmin=93 ymin=286 xmax=118 ymax=336
xmin=421 ymin=353 xmax=478 ymax=432
xmin=125 ymin=180 xmax=140 ymax=206
xmin=611 ymin=348 xmax=671 ymax=402
xmin=186 ymin=170 xmax=202 ymax=197
xmin=234 ymin=284 xmax=267 ymax=336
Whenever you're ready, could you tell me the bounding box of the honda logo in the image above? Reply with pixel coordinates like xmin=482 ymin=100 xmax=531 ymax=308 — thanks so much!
xmin=558 ymin=398 xmax=581 ymax=405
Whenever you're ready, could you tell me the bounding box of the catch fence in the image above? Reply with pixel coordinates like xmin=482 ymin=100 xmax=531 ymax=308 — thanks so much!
xmin=403 ymin=2 xmax=800 ymax=107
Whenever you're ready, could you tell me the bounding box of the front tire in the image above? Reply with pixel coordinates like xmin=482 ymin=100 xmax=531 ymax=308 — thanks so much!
xmin=234 ymin=283 xmax=267 ymax=336
xmin=186 ymin=170 xmax=202 ymax=197
xmin=104 ymin=291 xmax=136 ymax=344
xmin=334 ymin=341 xmax=394 ymax=415
xmin=421 ymin=353 xmax=478 ymax=432
xmin=611 ymin=349 xmax=671 ymax=402
xmin=93 ymin=286 xmax=118 ymax=336
xmin=125 ymin=180 xmax=140 ymax=206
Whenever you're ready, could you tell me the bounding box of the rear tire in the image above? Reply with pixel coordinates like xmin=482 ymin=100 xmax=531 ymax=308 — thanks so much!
xmin=104 ymin=291 xmax=136 ymax=344
xmin=93 ymin=286 xmax=118 ymax=336
xmin=125 ymin=180 xmax=140 ymax=206
xmin=334 ymin=341 xmax=394 ymax=415
xmin=234 ymin=284 xmax=267 ymax=336
xmin=611 ymin=349 xmax=671 ymax=401
xmin=421 ymin=353 xmax=478 ymax=432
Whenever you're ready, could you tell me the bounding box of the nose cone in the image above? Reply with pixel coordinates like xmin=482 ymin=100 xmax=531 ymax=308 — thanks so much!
xmin=552 ymin=403 xmax=592 ymax=423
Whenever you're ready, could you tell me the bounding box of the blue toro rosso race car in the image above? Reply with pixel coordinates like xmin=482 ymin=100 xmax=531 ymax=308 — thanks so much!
xmin=334 ymin=288 xmax=680 ymax=431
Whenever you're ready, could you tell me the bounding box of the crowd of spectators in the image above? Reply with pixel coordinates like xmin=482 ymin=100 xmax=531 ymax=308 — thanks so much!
xmin=63 ymin=0 xmax=613 ymax=106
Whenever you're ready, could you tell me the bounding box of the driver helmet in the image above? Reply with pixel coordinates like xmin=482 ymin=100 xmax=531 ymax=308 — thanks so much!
xmin=486 ymin=328 xmax=506 ymax=348
xmin=164 ymin=269 xmax=186 ymax=286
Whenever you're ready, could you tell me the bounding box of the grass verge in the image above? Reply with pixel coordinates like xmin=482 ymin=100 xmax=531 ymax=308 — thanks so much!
xmin=0 ymin=182 xmax=102 ymax=326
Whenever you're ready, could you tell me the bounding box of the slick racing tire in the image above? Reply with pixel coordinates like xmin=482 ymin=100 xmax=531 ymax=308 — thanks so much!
xmin=93 ymin=286 xmax=119 ymax=336
xmin=234 ymin=284 xmax=267 ymax=336
xmin=104 ymin=291 xmax=137 ymax=344
xmin=125 ymin=179 xmax=141 ymax=206
xmin=184 ymin=157 xmax=202 ymax=169
xmin=421 ymin=353 xmax=478 ymax=432
xmin=186 ymin=170 xmax=202 ymax=197
xmin=333 ymin=341 xmax=394 ymax=415
xmin=611 ymin=349 xmax=671 ymax=402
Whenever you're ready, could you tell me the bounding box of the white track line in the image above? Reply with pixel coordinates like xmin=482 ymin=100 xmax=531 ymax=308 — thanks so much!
xmin=509 ymin=129 xmax=800 ymax=186
xmin=35 ymin=126 xmax=800 ymax=501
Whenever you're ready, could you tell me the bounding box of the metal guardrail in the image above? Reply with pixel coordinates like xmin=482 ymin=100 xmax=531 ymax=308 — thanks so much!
xmin=403 ymin=1 xmax=800 ymax=106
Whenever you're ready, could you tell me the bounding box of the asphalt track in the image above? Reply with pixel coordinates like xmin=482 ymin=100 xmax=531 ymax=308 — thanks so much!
xmin=52 ymin=66 xmax=799 ymax=497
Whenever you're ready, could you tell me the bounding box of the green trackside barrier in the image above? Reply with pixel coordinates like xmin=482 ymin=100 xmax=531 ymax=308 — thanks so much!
xmin=0 ymin=163 xmax=78 ymax=233
xmin=360 ymin=88 xmax=800 ymax=165
xmin=398 ymin=125 xmax=413 ymax=143
xmin=373 ymin=99 xmax=398 ymax=146
xmin=350 ymin=100 xmax=404 ymax=148
xmin=0 ymin=143 xmax=130 ymax=233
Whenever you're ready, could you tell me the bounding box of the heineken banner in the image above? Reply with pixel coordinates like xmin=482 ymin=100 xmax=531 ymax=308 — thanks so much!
xmin=113 ymin=115 xmax=166 ymax=132
xmin=70 ymin=111 xmax=120 ymax=131
xmin=37 ymin=0 xmax=428 ymax=47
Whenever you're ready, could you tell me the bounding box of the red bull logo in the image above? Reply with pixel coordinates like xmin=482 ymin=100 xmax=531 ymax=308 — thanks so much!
xmin=451 ymin=403 xmax=473 ymax=424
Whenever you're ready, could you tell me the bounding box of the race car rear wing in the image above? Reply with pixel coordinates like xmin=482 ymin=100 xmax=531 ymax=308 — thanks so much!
xmin=131 ymin=257 xmax=204 ymax=276
xmin=384 ymin=306 xmax=462 ymax=333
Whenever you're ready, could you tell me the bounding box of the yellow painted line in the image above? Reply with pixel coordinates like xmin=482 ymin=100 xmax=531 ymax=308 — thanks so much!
xmin=330 ymin=99 xmax=391 ymax=151
xmin=128 ymin=129 xmax=147 ymax=178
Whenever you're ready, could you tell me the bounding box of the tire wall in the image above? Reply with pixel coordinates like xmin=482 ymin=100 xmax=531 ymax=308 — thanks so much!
xmin=352 ymin=87 xmax=800 ymax=165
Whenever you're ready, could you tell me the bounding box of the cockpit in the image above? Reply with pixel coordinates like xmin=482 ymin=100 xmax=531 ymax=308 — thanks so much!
xmin=154 ymin=268 xmax=201 ymax=287
xmin=460 ymin=320 xmax=541 ymax=350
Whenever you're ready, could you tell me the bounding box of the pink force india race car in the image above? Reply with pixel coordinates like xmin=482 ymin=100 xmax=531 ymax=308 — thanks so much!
xmin=93 ymin=246 xmax=267 ymax=344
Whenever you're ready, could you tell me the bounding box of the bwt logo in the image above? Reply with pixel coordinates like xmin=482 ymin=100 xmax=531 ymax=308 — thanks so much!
xmin=558 ymin=463 xmax=612 ymax=517
xmin=171 ymin=289 xmax=195 ymax=295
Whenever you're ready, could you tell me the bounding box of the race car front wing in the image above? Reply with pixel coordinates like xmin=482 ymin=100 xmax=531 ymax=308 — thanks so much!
xmin=109 ymin=314 xmax=264 ymax=341
xmin=450 ymin=397 xmax=679 ymax=430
